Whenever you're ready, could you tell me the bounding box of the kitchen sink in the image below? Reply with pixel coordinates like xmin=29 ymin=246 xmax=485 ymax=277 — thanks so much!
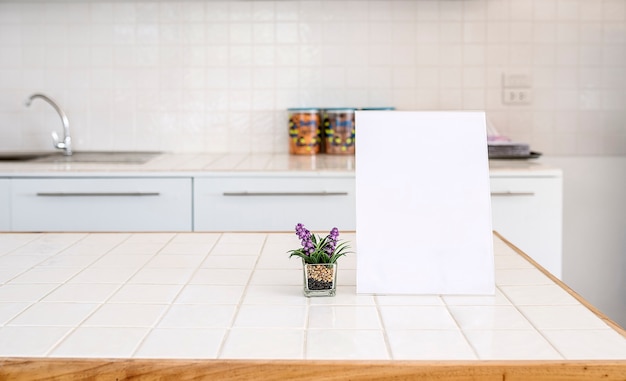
xmin=0 ymin=151 xmax=162 ymax=164
xmin=0 ymin=152 xmax=53 ymax=161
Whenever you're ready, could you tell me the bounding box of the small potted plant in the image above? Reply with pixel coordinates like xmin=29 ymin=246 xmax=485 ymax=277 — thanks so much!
xmin=288 ymin=223 xmax=350 ymax=297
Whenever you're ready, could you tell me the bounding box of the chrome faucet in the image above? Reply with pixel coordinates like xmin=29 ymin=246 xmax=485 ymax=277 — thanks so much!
xmin=25 ymin=93 xmax=72 ymax=156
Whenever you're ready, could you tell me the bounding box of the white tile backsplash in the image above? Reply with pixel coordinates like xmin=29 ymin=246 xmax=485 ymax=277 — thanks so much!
xmin=0 ymin=0 xmax=625 ymax=155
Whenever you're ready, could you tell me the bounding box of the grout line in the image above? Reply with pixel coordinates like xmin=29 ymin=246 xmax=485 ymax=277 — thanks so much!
xmin=4 ymin=233 xmax=102 ymax=326
xmin=45 ymin=233 xmax=176 ymax=358
xmin=493 ymin=234 xmax=568 ymax=359
xmin=442 ymin=296 xmax=481 ymax=360
xmin=214 ymin=233 xmax=267 ymax=359
xmin=56 ymin=233 xmax=134 ymax=286
xmin=0 ymin=234 xmax=56 ymax=328
xmin=0 ymin=233 xmax=42 ymax=259
xmin=495 ymin=283 xmax=566 ymax=360
xmin=495 ymin=231 xmax=626 ymax=338
xmin=1 ymin=233 xmax=87 ymax=286
xmin=373 ymin=295 xmax=394 ymax=360
xmin=128 ymin=232 xmax=212 ymax=358
xmin=42 ymin=232 xmax=140 ymax=357
xmin=303 ymin=284 xmax=310 ymax=360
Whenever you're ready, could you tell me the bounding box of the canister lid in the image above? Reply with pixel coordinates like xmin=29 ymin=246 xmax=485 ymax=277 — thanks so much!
xmin=287 ymin=107 xmax=320 ymax=112
xmin=324 ymin=107 xmax=356 ymax=113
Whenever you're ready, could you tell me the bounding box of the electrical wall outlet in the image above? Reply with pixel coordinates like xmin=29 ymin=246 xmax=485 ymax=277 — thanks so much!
xmin=503 ymin=89 xmax=532 ymax=105
xmin=502 ymin=72 xmax=533 ymax=105
xmin=503 ymin=72 xmax=532 ymax=88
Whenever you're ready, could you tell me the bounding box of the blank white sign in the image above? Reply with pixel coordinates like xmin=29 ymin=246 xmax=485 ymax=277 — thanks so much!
xmin=355 ymin=111 xmax=495 ymax=295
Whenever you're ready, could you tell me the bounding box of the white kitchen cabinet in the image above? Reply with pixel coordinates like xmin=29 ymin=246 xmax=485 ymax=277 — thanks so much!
xmin=10 ymin=178 xmax=192 ymax=232
xmin=490 ymin=175 xmax=563 ymax=278
xmin=0 ymin=179 xmax=9 ymax=230
xmin=193 ymin=173 xmax=562 ymax=279
xmin=194 ymin=176 xmax=355 ymax=232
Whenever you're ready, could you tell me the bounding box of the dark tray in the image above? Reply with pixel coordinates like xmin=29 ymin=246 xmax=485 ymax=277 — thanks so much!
xmin=489 ymin=151 xmax=542 ymax=160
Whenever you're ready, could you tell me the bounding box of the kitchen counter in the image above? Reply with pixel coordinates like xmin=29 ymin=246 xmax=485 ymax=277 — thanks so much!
xmin=0 ymin=153 xmax=354 ymax=176
xmin=0 ymin=231 xmax=625 ymax=379
xmin=0 ymin=152 xmax=560 ymax=177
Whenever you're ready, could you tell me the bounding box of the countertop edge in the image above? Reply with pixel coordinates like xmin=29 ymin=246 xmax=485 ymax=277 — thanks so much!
xmin=1 ymin=358 xmax=625 ymax=380
xmin=494 ymin=231 xmax=626 ymax=339
xmin=0 ymin=170 xmax=357 ymax=178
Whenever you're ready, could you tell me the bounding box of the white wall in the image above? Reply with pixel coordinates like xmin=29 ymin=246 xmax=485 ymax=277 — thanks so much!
xmin=544 ymin=157 xmax=626 ymax=328
xmin=0 ymin=0 xmax=625 ymax=155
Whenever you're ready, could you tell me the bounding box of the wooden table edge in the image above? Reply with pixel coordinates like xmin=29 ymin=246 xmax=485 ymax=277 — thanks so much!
xmin=494 ymin=230 xmax=626 ymax=338
xmin=1 ymin=358 xmax=626 ymax=380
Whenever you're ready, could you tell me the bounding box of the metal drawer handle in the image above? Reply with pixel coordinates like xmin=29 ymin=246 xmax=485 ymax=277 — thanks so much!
xmin=223 ymin=191 xmax=349 ymax=197
xmin=490 ymin=191 xmax=535 ymax=197
xmin=36 ymin=192 xmax=161 ymax=197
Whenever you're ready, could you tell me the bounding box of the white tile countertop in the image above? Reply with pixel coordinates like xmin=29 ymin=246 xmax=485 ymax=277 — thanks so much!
xmin=0 ymin=231 xmax=624 ymax=361
xmin=0 ymin=153 xmax=355 ymax=176
xmin=0 ymin=152 xmax=561 ymax=177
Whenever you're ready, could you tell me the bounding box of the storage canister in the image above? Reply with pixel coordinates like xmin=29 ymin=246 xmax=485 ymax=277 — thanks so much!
xmin=360 ymin=107 xmax=395 ymax=111
xmin=323 ymin=108 xmax=356 ymax=155
xmin=288 ymin=108 xmax=321 ymax=155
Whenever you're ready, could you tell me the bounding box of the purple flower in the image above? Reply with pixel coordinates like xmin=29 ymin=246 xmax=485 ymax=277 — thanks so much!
xmin=295 ymin=223 xmax=314 ymax=255
xmin=289 ymin=223 xmax=348 ymax=264
xmin=325 ymin=227 xmax=339 ymax=257
xmin=329 ymin=227 xmax=339 ymax=240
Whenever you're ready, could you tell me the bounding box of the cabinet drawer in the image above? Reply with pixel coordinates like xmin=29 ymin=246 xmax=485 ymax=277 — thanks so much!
xmin=194 ymin=177 xmax=355 ymax=231
xmin=11 ymin=178 xmax=192 ymax=232
xmin=0 ymin=180 xmax=9 ymax=230
xmin=489 ymin=177 xmax=563 ymax=277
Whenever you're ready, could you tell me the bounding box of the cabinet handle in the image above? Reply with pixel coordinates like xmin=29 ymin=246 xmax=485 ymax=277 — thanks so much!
xmin=490 ymin=191 xmax=535 ymax=197
xmin=223 ymin=191 xmax=349 ymax=197
xmin=36 ymin=192 xmax=160 ymax=197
